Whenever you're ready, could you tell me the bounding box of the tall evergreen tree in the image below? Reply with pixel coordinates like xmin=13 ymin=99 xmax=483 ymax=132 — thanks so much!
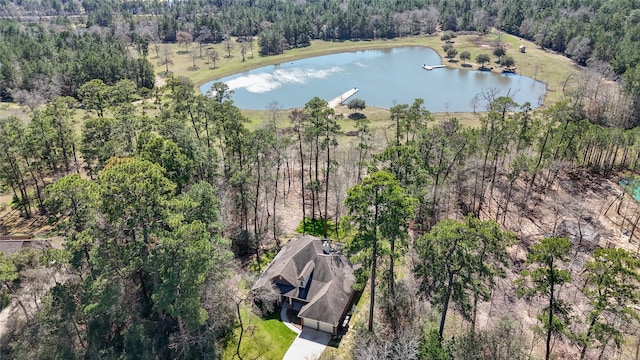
xmin=576 ymin=248 xmax=640 ymax=359
xmin=516 ymin=237 xmax=572 ymax=360
xmin=345 ymin=171 xmax=415 ymax=332
xmin=414 ymin=215 xmax=513 ymax=340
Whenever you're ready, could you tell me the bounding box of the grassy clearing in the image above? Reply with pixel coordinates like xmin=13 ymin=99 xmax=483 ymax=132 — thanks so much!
xmin=153 ymin=30 xmax=580 ymax=109
xmin=439 ymin=32 xmax=581 ymax=105
xmin=222 ymin=306 xmax=297 ymax=360
xmin=0 ymin=102 xmax=29 ymax=122
xmin=243 ymin=102 xmax=483 ymax=139
xmin=242 ymin=103 xmax=395 ymax=131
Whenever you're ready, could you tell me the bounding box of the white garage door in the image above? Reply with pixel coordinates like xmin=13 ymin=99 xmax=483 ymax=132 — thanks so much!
xmin=318 ymin=321 xmax=334 ymax=334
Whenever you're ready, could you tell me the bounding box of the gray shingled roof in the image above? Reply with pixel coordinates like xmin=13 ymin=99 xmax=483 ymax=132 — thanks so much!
xmin=252 ymin=235 xmax=356 ymax=327
xmin=0 ymin=239 xmax=51 ymax=256
xmin=0 ymin=240 xmax=26 ymax=256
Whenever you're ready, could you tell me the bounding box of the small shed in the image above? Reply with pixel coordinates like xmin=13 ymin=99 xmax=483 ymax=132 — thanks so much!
xmin=519 ymin=44 xmax=526 ymax=53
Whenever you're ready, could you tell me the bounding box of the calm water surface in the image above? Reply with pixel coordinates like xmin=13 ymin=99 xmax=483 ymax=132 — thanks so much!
xmin=199 ymin=47 xmax=546 ymax=112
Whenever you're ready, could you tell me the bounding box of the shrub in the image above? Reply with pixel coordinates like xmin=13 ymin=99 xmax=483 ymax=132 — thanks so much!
xmin=295 ymin=217 xmax=337 ymax=237
xmin=446 ymin=47 xmax=458 ymax=60
xmin=501 ymin=55 xmax=515 ymax=68
xmin=476 ymin=53 xmax=491 ymax=67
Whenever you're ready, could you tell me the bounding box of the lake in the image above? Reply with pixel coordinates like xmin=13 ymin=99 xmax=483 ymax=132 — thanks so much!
xmin=199 ymin=47 xmax=546 ymax=112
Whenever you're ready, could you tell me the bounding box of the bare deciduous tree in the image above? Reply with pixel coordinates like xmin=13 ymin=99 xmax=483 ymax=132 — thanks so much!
xmin=424 ymin=6 xmax=440 ymax=34
xmin=196 ymin=26 xmax=212 ymax=57
xmin=473 ymin=9 xmax=490 ymax=34
xmin=224 ymin=34 xmax=234 ymax=58
xmin=240 ymin=41 xmax=247 ymax=62
xmin=230 ymin=272 xmax=279 ymax=360
xmin=566 ymin=36 xmax=592 ymax=66
xmin=247 ymin=36 xmax=255 ymax=58
xmin=176 ymin=31 xmax=193 ymax=52
xmin=158 ymin=46 xmax=174 ymax=74
xmin=207 ymin=49 xmax=220 ymax=68
xmin=191 ymin=49 xmax=198 ymax=70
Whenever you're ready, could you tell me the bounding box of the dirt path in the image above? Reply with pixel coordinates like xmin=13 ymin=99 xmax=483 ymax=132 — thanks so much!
xmin=155 ymin=75 xmax=166 ymax=88
xmin=0 ymin=302 xmax=17 ymax=340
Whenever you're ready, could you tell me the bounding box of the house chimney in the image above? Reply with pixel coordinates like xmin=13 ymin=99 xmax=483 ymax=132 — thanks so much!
xmin=322 ymin=241 xmax=331 ymax=254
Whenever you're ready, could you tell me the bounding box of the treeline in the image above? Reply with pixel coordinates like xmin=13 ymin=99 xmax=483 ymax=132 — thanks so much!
xmin=5 ymin=0 xmax=640 ymax=87
xmin=0 ymin=20 xmax=154 ymax=105
xmin=0 ymin=0 xmax=143 ymax=18
xmin=22 ymin=0 xmax=636 ymax=84
xmin=4 ymin=0 xmax=640 ymax=123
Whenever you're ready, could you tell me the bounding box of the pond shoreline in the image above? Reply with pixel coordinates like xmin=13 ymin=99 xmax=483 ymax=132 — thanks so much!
xmin=199 ymin=47 xmax=546 ymax=112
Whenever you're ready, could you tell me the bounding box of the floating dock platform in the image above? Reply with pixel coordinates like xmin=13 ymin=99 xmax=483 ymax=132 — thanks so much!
xmin=328 ymin=87 xmax=359 ymax=108
xmin=422 ymin=64 xmax=446 ymax=70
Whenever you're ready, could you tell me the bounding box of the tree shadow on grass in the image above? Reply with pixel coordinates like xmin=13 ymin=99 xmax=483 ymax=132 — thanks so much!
xmin=348 ymin=113 xmax=366 ymax=120
xmin=262 ymin=309 xmax=282 ymax=321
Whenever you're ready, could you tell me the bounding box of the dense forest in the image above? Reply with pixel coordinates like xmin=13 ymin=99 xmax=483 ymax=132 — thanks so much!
xmin=2 ymin=76 xmax=640 ymax=358
xmin=1 ymin=0 xmax=640 ymax=359
xmin=3 ymin=0 xmax=640 ymax=126
xmin=3 ymin=0 xmax=640 ymax=86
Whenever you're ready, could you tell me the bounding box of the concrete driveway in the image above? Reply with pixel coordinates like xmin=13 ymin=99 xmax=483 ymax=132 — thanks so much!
xmin=282 ymin=327 xmax=332 ymax=360
xmin=281 ymin=304 xmax=331 ymax=360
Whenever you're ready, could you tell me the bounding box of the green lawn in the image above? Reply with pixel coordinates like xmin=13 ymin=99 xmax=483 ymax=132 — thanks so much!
xmin=222 ymin=306 xmax=297 ymax=360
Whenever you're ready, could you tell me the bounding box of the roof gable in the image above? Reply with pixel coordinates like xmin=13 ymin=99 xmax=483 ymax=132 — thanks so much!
xmin=298 ymin=261 xmax=315 ymax=281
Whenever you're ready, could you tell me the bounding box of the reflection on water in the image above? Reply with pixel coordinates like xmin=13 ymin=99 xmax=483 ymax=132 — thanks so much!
xmin=225 ymin=67 xmax=343 ymax=93
xmin=199 ymin=47 xmax=546 ymax=112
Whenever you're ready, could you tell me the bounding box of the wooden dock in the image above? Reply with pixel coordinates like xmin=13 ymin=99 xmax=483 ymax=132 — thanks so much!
xmin=328 ymin=87 xmax=359 ymax=108
xmin=422 ymin=64 xmax=446 ymax=70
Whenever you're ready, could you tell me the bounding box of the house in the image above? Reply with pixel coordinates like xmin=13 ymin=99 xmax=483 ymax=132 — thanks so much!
xmin=0 ymin=235 xmax=51 ymax=256
xmin=252 ymin=235 xmax=356 ymax=335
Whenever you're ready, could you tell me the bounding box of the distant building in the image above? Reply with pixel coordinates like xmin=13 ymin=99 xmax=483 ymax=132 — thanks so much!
xmin=519 ymin=45 xmax=526 ymax=53
xmin=252 ymin=235 xmax=356 ymax=335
